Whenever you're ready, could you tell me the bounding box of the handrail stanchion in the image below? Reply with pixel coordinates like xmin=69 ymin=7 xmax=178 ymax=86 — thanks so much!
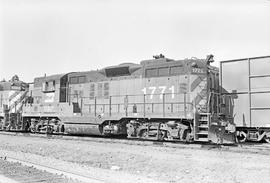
xmin=94 ymin=97 xmax=97 ymax=117
xmin=163 ymin=93 xmax=165 ymax=117
xmin=184 ymin=93 xmax=187 ymax=118
xmin=109 ymin=96 xmax=112 ymax=116
xmin=143 ymin=94 xmax=146 ymax=117
xmin=80 ymin=98 xmax=83 ymax=116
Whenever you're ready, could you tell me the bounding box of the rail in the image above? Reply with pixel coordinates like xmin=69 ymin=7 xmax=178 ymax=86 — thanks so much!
xmin=0 ymin=131 xmax=270 ymax=153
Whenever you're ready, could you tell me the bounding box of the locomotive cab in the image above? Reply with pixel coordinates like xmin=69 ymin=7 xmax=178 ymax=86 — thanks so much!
xmin=21 ymin=74 xmax=69 ymax=133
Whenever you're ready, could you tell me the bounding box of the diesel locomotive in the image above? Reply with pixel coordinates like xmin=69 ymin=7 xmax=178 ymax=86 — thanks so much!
xmin=1 ymin=54 xmax=238 ymax=144
xmin=0 ymin=75 xmax=28 ymax=130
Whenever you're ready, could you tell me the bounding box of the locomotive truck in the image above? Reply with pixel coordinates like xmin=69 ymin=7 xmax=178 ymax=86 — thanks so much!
xmin=1 ymin=54 xmax=239 ymax=144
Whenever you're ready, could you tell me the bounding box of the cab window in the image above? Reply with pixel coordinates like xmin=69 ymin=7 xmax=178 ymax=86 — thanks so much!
xmin=145 ymin=68 xmax=158 ymax=77
xmin=70 ymin=77 xmax=78 ymax=84
xmin=170 ymin=66 xmax=183 ymax=75
xmin=78 ymin=76 xmax=86 ymax=83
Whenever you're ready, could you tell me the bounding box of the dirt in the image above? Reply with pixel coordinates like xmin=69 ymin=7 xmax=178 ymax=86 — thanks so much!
xmin=0 ymin=134 xmax=270 ymax=183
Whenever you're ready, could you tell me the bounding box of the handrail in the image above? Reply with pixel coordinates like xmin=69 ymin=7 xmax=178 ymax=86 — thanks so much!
xmin=76 ymin=92 xmax=197 ymax=118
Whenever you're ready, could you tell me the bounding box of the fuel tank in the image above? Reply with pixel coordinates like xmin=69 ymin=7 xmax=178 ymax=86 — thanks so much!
xmin=61 ymin=116 xmax=103 ymax=135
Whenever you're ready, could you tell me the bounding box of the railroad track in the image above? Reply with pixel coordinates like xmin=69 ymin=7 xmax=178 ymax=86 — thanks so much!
xmin=0 ymin=131 xmax=270 ymax=155
xmin=1 ymin=156 xmax=107 ymax=183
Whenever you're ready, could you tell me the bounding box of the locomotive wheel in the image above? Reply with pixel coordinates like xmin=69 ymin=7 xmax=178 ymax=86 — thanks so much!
xmin=185 ymin=131 xmax=193 ymax=142
xmin=60 ymin=125 xmax=65 ymax=133
xmin=30 ymin=127 xmax=36 ymax=133
xmin=139 ymin=129 xmax=163 ymax=140
xmin=46 ymin=126 xmax=53 ymax=134
xmin=264 ymin=133 xmax=270 ymax=143
xmin=139 ymin=130 xmax=148 ymax=139
xmin=157 ymin=130 xmax=166 ymax=140
xmin=237 ymin=131 xmax=247 ymax=143
xmin=165 ymin=131 xmax=173 ymax=141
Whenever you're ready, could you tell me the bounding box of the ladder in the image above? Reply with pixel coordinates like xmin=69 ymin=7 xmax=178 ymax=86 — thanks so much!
xmin=194 ymin=113 xmax=210 ymax=142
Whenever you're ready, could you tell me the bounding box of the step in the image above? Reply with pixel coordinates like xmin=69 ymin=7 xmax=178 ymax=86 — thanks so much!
xmin=198 ymin=122 xmax=208 ymax=126
xmin=199 ymin=116 xmax=208 ymax=118
xmin=197 ymin=138 xmax=209 ymax=142
xmin=198 ymin=125 xmax=208 ymax=128
xmin=196 ymin=131 xmax=208 ymax=135
xmin=196 ymin=138 xmax=209 ymax=142
xmin=199 ymin=113 xmax=210 ymax=115
xmin=199 ymin=117 xmax=209 ymax=120
xmin=199 ymin=119 xmax=208 ymax=122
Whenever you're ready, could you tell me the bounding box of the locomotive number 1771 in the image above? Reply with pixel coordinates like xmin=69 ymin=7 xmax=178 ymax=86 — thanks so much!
xmin=141 ymin=86 xmax=175 ymax=99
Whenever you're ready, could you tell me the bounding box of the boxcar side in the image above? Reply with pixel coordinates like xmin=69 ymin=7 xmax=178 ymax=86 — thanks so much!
xmin=220 ymin=56 xmax=270 ymax=142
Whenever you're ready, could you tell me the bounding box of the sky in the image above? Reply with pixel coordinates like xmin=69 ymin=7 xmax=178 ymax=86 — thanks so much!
xmin=0 ymin=0 xmax=270 ymax=82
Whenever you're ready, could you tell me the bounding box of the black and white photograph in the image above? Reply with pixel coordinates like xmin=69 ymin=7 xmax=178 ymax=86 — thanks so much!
xmin=0 ymin=0 xmax=270 ymax=182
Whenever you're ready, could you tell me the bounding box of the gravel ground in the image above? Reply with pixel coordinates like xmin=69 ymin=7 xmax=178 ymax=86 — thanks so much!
xmin=0 ymin=134 xmax=270 ymax=183
xmin=0 ymin=159 xmax=79 ymax=183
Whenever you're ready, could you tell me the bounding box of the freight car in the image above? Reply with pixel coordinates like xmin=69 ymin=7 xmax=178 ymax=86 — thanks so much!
xmin=220 ymin=56 xmax=270 ymax=143
xmin=15 ymin=54 xmax=235 ymax=144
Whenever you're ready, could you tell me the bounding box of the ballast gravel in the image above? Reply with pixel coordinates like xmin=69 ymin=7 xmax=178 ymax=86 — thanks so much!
xmin=0 ymin=134 xmax=270 ymax=183
xmin=0 ymin=159 xmax=80 ymax=183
